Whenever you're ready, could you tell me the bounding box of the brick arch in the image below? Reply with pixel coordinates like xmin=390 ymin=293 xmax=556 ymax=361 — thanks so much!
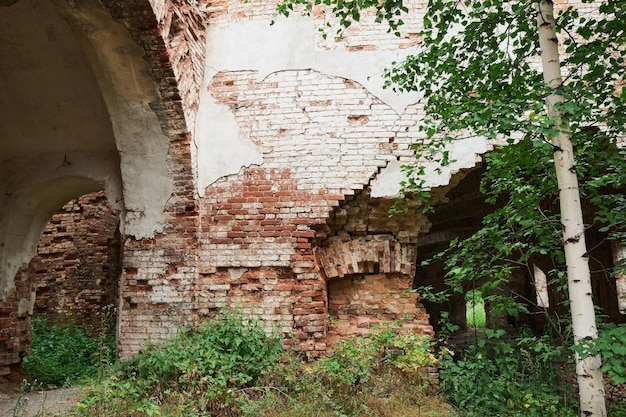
xmin=314 ymin=186 xmax=435 ymax=345
xmin=50 ymin=0 xmax=207 ymax=358
xmin=317 ymin=236 xmax=415 ymax=279
xmin=0 ymin=0 xmax=205 ymax=373
xmin=0 ymin=177 xmax=106 ymax=379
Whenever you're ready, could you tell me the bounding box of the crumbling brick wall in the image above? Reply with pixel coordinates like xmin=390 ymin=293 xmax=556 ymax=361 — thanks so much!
xmin=0 ymin=274 xmax=32 ymax=379
xmin=26 ymin=191 xmax=121 ymax=322
xmin=0 ymin=191 xmax=119 ymax=379
xmin=95 ymin=0 xmax=203 ymax=357
xmin=195 ymin=73 xmax=437 ymax=353
xmin=189 ymin=0 xmax=438 ymax=355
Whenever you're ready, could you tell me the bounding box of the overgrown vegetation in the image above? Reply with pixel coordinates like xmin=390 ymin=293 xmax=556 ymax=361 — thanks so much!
xmin=465 ymin=289 xmax=486 ymax=328
xmin=18 ymin=310 xmax=626 ymax=416
xmin=440 ymin=328 xmax=576 ymax=417
xmin=22 ymin=315 xmax=116 ymax=388
xmin=440 ymin=326 xmax=626 ymax=417
xmin=72 ymin=310 xmax=282 ymax=416
xmin=247 ymin=323 xmax=445 ymax=417
xmin=68 ymin=313 xmax=452 ymax=417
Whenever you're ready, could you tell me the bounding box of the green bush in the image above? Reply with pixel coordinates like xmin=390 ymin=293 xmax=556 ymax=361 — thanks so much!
xmin=22 ymin=316 xmax=116 ymax=387
xmin=439 ymin=329 xmax=578 ymax=417
xmin=75 ymin=310 xmax=283 ymax=416
xmin=249 ymin=323 xmax=442 ymax=417
xmin=73 ymin=319 xmax=451 ymax=417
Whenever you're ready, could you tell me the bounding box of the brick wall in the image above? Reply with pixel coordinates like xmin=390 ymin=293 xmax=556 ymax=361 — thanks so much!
xmin=29 ymin=191 xmax=120 ymax=321
xmin=0 ymin=274 xmax=32 ymax=379
xmin=191 ymin=0 xmax=437 ymax=355
xmin=97 ymin=0 xmax=202 ymax=358
xmin=0 ymin=192 xmax=119 ymax=378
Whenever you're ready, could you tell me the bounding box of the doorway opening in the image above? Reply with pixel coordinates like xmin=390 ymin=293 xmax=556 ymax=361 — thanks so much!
xmin=17 ymin=191 xmax=121 ymax=386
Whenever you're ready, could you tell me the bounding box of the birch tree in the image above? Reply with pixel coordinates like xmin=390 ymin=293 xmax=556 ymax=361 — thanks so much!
xmin=277 ymin=1 xmax=625 ymax=415
xmin=536 ymin=2 xmax=604 ymax=414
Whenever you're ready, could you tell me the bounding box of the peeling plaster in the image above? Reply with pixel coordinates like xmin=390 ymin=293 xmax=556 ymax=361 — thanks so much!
xmin=195 ymin=16 xmax=420 ymax=193
xmin=17 ymin=292 xmax=36 ymax=317
xmin=370 ymin=159 xmax=406 ymax=198
xmin=195 ymin=77 xmax=264 ymax=188
xmin=204 ymin=18 xmax=419 ymax=113
xmin=420 ymin=137 xmax=488 ymax=188
xmin=55 ymin=0 xmax=175 ymax=238
xmin=371 ymin=136 xmax=488 ymax=197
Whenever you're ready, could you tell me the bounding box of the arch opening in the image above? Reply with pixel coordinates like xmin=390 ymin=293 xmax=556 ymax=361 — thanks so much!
xmin=1 ymin=190 xmax=121 ymax=382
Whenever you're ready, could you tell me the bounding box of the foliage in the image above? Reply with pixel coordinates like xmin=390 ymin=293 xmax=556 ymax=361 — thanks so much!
xmin=22 ymin=315 xmax=116 ymax=388
xmin=277 ymin=0 xmax=625 ymax=369
xmin=248 ymin=323 xmax=447 ymax=417
xmin=465 ymin=289 xmax=486 ymax=328
xmin=275 ymin=0 xmax=408 ymax=37
xmin=71 ymin=319 xmax=451 ymax=417
xmin=572 ymin=321 xmax=626 ymax=385
xmin=427 ymin=134 xmax=626 ymax=322
xmin=439 ymin=328 xmax=578 ymax=417
xmin=72 ymin=310 xmax=283 ymax=417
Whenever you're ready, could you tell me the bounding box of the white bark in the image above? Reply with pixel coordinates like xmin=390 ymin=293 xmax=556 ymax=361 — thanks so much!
xmin=532 ymin=264 xmax=549 ymax=308
xmin=610 ymin=241 xmax=626 ymax=315
xmin=536 ymin=1 xmax=606 ymax=416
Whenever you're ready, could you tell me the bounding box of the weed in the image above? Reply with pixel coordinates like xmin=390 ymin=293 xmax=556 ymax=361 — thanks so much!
xmin=22 ymin=315 xmax=116 ymax=388
xmin=74 ymin=309 xmax=283 ymax=416
xmin=70 ymin=317 xmax=453 ymax=416
xmin=439 ymin=328 xmax=578 ymax=417
xmin=249 ymin=323 xmax=449 ymax=417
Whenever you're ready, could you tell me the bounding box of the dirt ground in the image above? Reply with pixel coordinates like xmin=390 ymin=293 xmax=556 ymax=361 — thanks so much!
xmin=0 ymin=382 xmax=82 ymax=417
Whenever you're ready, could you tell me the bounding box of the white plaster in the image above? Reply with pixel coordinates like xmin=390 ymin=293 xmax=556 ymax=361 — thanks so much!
xmin=371 ymin=136 xmax=488 ymax=197
xmin=204 ymin=18 xmax=419 ymax=112
xmin=195 ymin=16 xmax=420 ymax=193
xmin=195 ymin=78 xmax=264 ymax=188
xmin=57 ymin=0 xmax=175 ymax=238
xmin=17 ymin=292 xmax=36 ymax=317
xmin=421 ymin=136 xmax=488 ymax=188
xmin=370 ymin=158 xmax=405 ymax=198
xmin=533 ymin=263 xmax=550 ymax=309
xmin=610 ymin=241 xmax=626 ymax=314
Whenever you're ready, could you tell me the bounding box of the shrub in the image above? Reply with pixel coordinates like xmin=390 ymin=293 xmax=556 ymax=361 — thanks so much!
xmin=248 ymin=323 xmax=447 ymax=417
xmin=571 ymin=322 xmax=626 ymax=385
xmin=22 ymin=316 xmax=116 ymax=388
xmin=74 ymin=310 xmax=283 ymax=416
xmin=439 ymin=328 xmax=578 ymax=417
xmin=74 ymin=319 xmax=452 ymax=417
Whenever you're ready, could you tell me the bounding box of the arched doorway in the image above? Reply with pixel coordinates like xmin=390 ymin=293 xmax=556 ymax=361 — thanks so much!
xmin=0 ymin=0 xmax=180 ymax=376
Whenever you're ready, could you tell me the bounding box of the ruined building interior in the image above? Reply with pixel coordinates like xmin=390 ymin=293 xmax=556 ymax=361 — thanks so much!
xmin=1 ymin=0 xmax=624 ymax=378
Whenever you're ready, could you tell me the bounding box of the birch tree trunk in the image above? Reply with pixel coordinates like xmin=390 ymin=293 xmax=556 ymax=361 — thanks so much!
xmin=536 ymin=1 xmax=606 ymax=415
